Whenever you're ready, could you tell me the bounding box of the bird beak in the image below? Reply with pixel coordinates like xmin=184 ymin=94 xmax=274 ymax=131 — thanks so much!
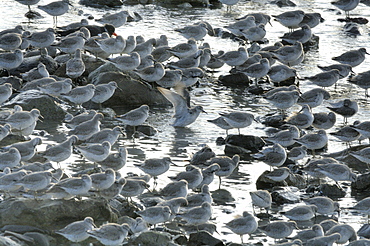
xmin=38 ymin=114 xmax=44 ymax=122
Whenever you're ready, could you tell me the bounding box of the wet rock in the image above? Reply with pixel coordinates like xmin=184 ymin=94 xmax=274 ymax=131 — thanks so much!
xmin=224 ymin=135 xmax=265 ymax=156
xmin=156 ymin=0 xmax=210 ymax=7
xmin=9 ymin=53 xmax=58 ymax=77
xmin=0 ymin=76 xmax=22 ymax=91
xmin=211 ymin=189 xmax=235 ymax=205
xmin=319 ymin=184 xmax=346 ymax=198
xmin=286 ymin=173 xmax=307 ymax=189
xmin=174 ymin=234 xmax=188 ymax=245
xmin=272 ymin=76 xmax=297 ymax=87
xmin=218 ymin=72 xmax=250 ymax=87
xmin=24 ymin=10 xmax=43 ymax=19
xmin=0 ymin=236 xmax=22 ymax=246
xmin=128 ymin=231 xmax=174 ymax=246
xmin=0 ymin=198 xmax=116 ymax=231
xmin=4 ymin=90 xmax=65 ymax=121
xmin=337 ymin=17 xmax=369 ymax=24
xmin=130 ymin=125 xmax=158 ymax=138
xmin=98 ymin=72 xmax=169 ymax=106
xmin=258 ymin=113 xmax=286 ymax=128
xmin=188 ymin=230 xmax=225 ymax=246
xmin=256 ymin=170 xmax=287 ymax=189
xmin=271 ymin=186 xmax=300 ymax=205
xmin=79 ymin=0 xmax=123 ymax=7
xmin=351 ymin=172 xmax=370 ymax=192
xmin=271 ymin=0 xmax=296 ymax=7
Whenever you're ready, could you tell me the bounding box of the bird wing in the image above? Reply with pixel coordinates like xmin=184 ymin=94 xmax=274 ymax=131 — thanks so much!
xmin=157 ymin=87 xmax=188 ymax=118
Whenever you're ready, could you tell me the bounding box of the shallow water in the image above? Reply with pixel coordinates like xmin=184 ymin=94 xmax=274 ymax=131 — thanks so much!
xmin=1 ymin=0 xmax=370 ymax=244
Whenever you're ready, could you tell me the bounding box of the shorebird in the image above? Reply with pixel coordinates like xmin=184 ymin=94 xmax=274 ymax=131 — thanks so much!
xmin=108 ymin=52 xmax=141 ymax=71
xmin=41 ymin=135 xmax=78 ymax=165
xmin=0 ymin=33 xmax=22 ymax=51
xmin=327 ymin=99 xmax=358 ymax=124
xmin=304 ymin=197 xmax=340 ymax=215
xmin=88 ymin=223 xmax=130 ymax=245
xmin=295 ymin=130 xmax=328 ymax=157
xmin=61 ymin=84 xmax=96 ymax=109
xmin=49 ymin=174 xmax=92 ymax=197
xmin=280 ymin=24 xmax=312 ymax=44
xmin=0 ymin=50 xmax=23 ymax=74
xmin=286 ymin=104 xmax=314 ymax=129
xmin=38 ymin=0 xmax=71 ymax=27
xmin=25 ymin=28 xmax=55 ymax=48
xmin=272 ymin=10 xmax=305 ymax=31
xmin=332 ymin=0 xmax=360 ymax=18
xmin=225 ymin=211 xmax=258 ymax=244
xmin=56 ymin=217 xmax=95 ymax=243
xmin=134 ymin=157 xmax=173 ymax=188
xmin=136 ymin=206 xmax=171 ymax=227
xmin=97 ymin=146 xmax=127 ymax=171
xmin=250 ymin=190 xmax=272 ymax=214
xmin=158 ymin=86 xmax=205 ymax=127
xmin=282 ymin=205 xmax=317 ymax=221
xmin=91 ymin=81 xmax=120 ymax=107
xmin=207 ymin=154 xmax=240 ymax=189
xmin=66 ymin=49 xmax=85 ymax=79
xmin=219 ymin=111 xmax=255 ymax=134
xmin=299 ymin=13 xmax=325 ymax=28
xmin=220 ymin=0 xmax=240 ymax=12
xmin=168 ymin=165 xmax=203 ymax=190
xmin=69 ymin=113 xmax=103 ymax=141
xmin=348 ymin=70 xmax=370 ymax=97
xmin=75 ymin=141 xmax=111 ymax=164
xmin=116 ymin=104 xmax=149 ymax=134
xmin=95 ymin=10 xmax=129 ymax=28
xmin=332 ymin=48 xmax=369 ymax=67
xmin=259 ymin=221 xmax=298 ymax=241
xmin=175 ymin=22 xmax=210 ymax=41
xmin=15 ymin=0 xmax=40 ymax=12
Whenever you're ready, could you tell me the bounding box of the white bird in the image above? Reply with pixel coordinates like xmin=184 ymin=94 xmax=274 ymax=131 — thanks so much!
xmin=158 ymin=85 xmax=205 ymax=127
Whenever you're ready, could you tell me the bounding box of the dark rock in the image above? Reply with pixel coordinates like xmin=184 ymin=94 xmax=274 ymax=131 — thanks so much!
xmin=188 ymin=230 xmax=225 ymax=246
xmin=352 ymin=172 xmax=370 ymax=191
xmin=9 ymin=53 xmax=58 ymax=77
xmin=0 ymin=198 xmax=116 ymax=231
xmin=224 ymin=135 xmax=265 ymax=156
xmin=248 ymin=85 xmax=266 ymax=95
xmin=271 ymin=186 xmax=300 ymax=205
xmin=0 ymin=76 xmax=22 ymax=91
xmin=337 ymin=17 xmax=369 ymax=24
xmin=272 ymin=76 xmax=297 ymax=87
xmin=286 ymin=173 xmax=307 ymax=189
xmin=258 ymin=113 xmax=286 ymax=128
xmin=129 ymin=125 xmax=158 ymax=137
xmin=156 ymin=0 xmax=210 ymax=7
xmin=218 ymin=72 xmax=250 ymax=87
xmin=89 ymin=69 xmax=170 ymax=106
xmin=4 ymin=90 xmax=65 ymax=121
xmin=211 ymin=189 xmax=235 ymax=205
xmin=79 ymin=0 xmax=123 ymax=8
xmin=319 ymin=184 xmax=346 ymax=198
xmin=24 ymin=10 xmax=43 ymax=19
xmin=128 ymin=231 xmax=174 ymax=246
xmin=256 ymin=170 xmax=287 ymax=190
xmin=271 ymin=0 xmax=296 ymax=7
